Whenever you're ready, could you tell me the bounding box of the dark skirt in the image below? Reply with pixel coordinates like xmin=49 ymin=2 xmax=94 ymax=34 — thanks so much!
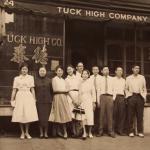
xmin=36 ymin=103 xmax=52 ymax=128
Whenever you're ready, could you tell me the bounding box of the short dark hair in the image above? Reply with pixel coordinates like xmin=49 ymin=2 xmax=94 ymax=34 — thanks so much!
xmin=76 ymin=62 xmax=84 ymax=67
xmin=55 ymin=65 xmax=63 ymax=72
xmin=102 ymin=65 xmax=109 ymax=70
xmin=132 ymin=64 xmax=140 ymax=69
xmin=38 ymin=66 xmax=46 ymax=71
xmin=81 ymin=69 xmax=90 ymax=78
xmin=115 ymin=67 xmax=123 ymax=71
xmin=92 ymin=65 xmax=99 ymax=69
xmin=67 ymin=64 xmax=74 ymax=69
xmin=19 ymin=62 xmax=28 ymax=71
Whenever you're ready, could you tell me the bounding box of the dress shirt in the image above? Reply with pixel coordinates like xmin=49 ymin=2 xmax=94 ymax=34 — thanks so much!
xmin=125 ymin=74 xmax=147 ymax=100
xmin=89 ymin=74 xmax=102 ymax=90
xmin=97 ymin=75 xmax=114 ymax=97
xmin=113 ymin=76 xmax=126 ymax=100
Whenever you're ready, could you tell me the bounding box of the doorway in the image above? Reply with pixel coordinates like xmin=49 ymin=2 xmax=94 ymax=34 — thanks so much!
xmin=66 ymin=19 xmax=105 ymax=70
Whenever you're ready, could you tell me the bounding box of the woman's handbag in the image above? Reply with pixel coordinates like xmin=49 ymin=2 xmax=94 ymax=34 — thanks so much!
xmin=72 ymin=106 xmax=85 ymax=137
xmin=73 ymin=106 xmax=85 ymax=115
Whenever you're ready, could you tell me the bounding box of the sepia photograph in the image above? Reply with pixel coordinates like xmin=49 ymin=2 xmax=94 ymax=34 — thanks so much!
xmin=0 ymin=0 xmax=150 ymax=150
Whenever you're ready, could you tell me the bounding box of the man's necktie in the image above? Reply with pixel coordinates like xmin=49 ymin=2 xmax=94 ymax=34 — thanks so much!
xmin=105 ymin=76 xmax=108 ymax=94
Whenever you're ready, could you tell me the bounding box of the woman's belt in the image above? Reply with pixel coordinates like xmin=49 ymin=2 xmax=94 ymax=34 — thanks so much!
xmin=53 ymin=91 xmax=68 ymax=95
xmin=69 ymin=89 xmax=79 ymax=92
xmin=18 ymin=89 xmax=30 ymax=92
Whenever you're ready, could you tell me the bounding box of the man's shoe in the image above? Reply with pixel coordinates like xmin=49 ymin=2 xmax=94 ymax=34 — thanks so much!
xmin=138 ymin=133 xmax=144 ymax=138
xmin=129 ymin=133 xmax=134 ymax=137
xmin=109 ymin=133 xmax=116 ymax=138
xmin=118 ymin=132 xmax=126 ymax=136
xmin=96 ymin=132 xmax=103 ymax=137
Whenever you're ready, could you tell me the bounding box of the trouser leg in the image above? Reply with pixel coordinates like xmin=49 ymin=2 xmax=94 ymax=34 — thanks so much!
xmin=136 ymin=95 xmax=144 ymax=133
xmin=106 ymin=96 xmax=114 ymax=134
xmin=98 ymin=95 xmax=106 ymax=133
xmin=128 ymin=96 xmax=136 ymax=133
xmin=118 ymin=96 xmax=126 ymax=133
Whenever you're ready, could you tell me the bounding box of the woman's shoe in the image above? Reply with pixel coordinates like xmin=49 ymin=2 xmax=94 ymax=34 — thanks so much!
xmin=63 ymin=134 xmax=68 ymax=140
xmin=25 ymin=133 xmax=32 ymax=139
xmin=20 ymin=134 xmax=25 ymax=139
xmin=89 ymin=134 xmax=93 ymax=139
xmin=44 ymin=135 xmax=49 ymax=139
xmin=82 ymin=134 xmax=87 ymax=140
xmin=39 ymin=135 xmax=44 ymax=139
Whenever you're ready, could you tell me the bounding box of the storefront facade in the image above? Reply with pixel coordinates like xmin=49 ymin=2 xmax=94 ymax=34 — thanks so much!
xmin=0 ymin=0 xmax=150 ymax=111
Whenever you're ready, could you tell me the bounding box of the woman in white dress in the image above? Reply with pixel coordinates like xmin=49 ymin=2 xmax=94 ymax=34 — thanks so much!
xmin=65 ymin=65 xmax=80 ymax=136
xmin=49 ymin=66 xmax=72 ymax=139
xmin=79 ymin=70 xmax=96 ymax=139
xmin=11 ymin=63 xmax=38 ymax=139
xmin=65 ymin=65 xmax=80 ymax=117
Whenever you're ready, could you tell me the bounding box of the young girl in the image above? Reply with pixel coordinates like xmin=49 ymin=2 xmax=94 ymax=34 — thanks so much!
xmin=11 ymin=63 xmax=38 ymax=139
xmin=49 ymin=66 xmax=72 ymax=139
xmin=79 ymin=70 xmax=96 ymax=139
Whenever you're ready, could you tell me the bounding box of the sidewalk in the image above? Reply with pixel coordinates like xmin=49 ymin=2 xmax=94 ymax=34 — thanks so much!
xmin=0 ymin=135 xmax=150 ymax=150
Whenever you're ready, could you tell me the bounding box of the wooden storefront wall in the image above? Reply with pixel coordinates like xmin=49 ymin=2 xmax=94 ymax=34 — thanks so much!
xmin=0 ymin=1 xmax=150 ymax=104
xmin=0 ymin=9 xmax=64 ymax=104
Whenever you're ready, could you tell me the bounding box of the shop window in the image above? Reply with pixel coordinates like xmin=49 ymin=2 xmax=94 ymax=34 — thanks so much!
xmin=107 ymin=44 xmax=123 ymax=74
xmin=126 ymin=46 xmax=141 ymax=75
xmin=124 ymin=28 xmax=135 ymax=41
xmin=106 ymin=27 xmax=123 ymax=40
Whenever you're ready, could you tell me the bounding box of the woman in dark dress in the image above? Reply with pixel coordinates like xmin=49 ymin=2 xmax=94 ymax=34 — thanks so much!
xmin=35 ymin=67 xmax=52 ymax=138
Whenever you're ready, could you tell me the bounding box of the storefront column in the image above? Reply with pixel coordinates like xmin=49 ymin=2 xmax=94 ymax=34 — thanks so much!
xmin=141 ymin=46 xmax=144 ymax=74
xmin=104 ymin=24 xmax=107 ymax=66
xmin=123 ymin=45 xmax=127 ymax=77
xmin=63 ymin=19 xmax=66 ymax=68
xmin=134 ymin=24 xmax=137 ymax=63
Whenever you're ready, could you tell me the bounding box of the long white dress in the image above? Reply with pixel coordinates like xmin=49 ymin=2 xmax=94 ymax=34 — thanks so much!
xmin=65 ymin=74 xmax=80 ymax=118
xmin=12 ymin=74 xmax=38 ymax=123
xmin=79 ymin=79 xmax=96 ymax=125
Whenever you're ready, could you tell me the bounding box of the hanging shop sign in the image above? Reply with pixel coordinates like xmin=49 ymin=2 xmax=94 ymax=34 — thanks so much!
xmin=57 ymin=7 xmax=149 ymax=23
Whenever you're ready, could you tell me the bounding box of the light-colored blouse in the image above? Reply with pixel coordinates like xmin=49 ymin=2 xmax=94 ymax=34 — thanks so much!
xmin=52 ymin=76 xmax=68 ymax=92
xmin=13 ymin=74 xmax=34 ymax=91
xmin=65 ymin=74 xmax=80 ymax=91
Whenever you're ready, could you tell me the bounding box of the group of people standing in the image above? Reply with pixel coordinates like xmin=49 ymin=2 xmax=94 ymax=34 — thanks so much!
xmin=10 ymin=62 xmax=147 ymax=140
